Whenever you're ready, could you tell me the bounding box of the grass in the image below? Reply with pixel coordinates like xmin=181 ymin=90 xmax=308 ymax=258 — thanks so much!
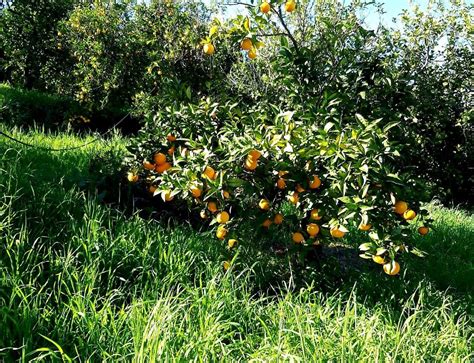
xmin=0 ymin=126 xmax=473 ymax=362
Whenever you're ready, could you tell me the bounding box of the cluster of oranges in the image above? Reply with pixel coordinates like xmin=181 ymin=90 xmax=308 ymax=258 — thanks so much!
xmin=203 ymin=0 xmax=297 ymax=59
xmin=129 ymin=137 xmax=428 ymax=276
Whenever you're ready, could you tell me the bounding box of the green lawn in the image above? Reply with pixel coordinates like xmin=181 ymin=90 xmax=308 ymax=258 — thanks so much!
xmin=0 ymin=127 xmax=472 ymax=362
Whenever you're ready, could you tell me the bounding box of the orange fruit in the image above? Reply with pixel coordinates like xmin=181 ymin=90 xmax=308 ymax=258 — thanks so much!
xmin=292 ymin=232 xmax=304 ymax=244
xmin=309 ymin=175 xmax=321 ymax=189
xmin=296 ymin=184 xmax=305 ymax=193
xmin=249 ymin=149 xmax=262 ymax=160
xmin=306 ymin=223 xmax=320 ymax=237
xmin=216 ymin=226 xmax=228 ymax=240
xmin=260 ymin=1 xmax=271 ymax=14
xmin=372 ymin=255 xmax=385 ymax=264
xmin=241 ymin=38 xmax=253 ymax=51
xmin=418 ymin=226 xmax=429 ymax=235
xmin=163 ymin=190 xmax=174 ymax=202
xmin=203 ymin=43 xmax=215 ymax=55
xmin=288 ymin=191 xmax=299 ymax=205
xmin=127 ymin=172 xmax=138 ymax=183
xmin=277 ymin=178 xmax=286 ymax=189
xmin=383 ymin=261 xmax=400 ymax=276
xmin=278 ymin=170 xmax=289 ymax=178
xmin=217 ymin=211 xmax=230 ymax=224
xmin=203 ymin=166 xmax=217 ymax=180
xmin=248 ymin=48 xmax=257 ymax=59
xmin=359 ymin=224 xmax=372 ymax=231
xmin=273 ymin=213 xmax=284 ymax=225
xmin=154 ymin=152 xmax=167 ymax=165
xmin=394 ymin=201 xmax=408 ymax=215
xmin=310 ymin=209 xmax=322 ymax=221
xmin=222 ymin=190 xmax=231 ymax=199
xmin=190 ymin=186 xmax=202 ymax=198
xmin=284 ymin=0 xmax=296 ymax=12
xmin=168 ymin=146 xmax=175 ymax=155
xmin=223 ymin=260 xmax=231 ymax=271
xmin=330 ymin=227 xmax=345 ymax=238
xmin=155 ymin=162 xmax=172 ymax=174
xmin=143 ymin=160 xmax=155 ymax=170
xmin=228 ymin=239 xmax=237 ymax=248
xmin=403 ymin=209 xmax=416 ymax=220
xmin=262 ymin=219 xmax=272 ymax=228
xmin=245 ymin=157 xmax=258 ymax=171
xmin=259 ymin=199 xmax=270 ymax=211
xmin=166 ymin=134 xmax=176 ymax=142
xmin=208 ymin=201 xmax=218 ymax=213
xmin=149 ymin=185 xmax=157 ymax=194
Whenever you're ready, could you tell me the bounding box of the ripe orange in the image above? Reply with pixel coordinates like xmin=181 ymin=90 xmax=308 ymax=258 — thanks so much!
xmin=149 ymin=185 xmax=157 ymax=194
xmin=143 ymin=160 xmax=155 ymax=170
xmin=383 ymin=261 xmax=400 ymax=276
xmin=217 ymin=211 xmax=230 ymax=224
xmin=260 ymin=1 xmax=271 ymax=14
xmin=418 ymin=226 xmax=429 ymax=235
xmin=330 ymin=227 xmax=345 ymax=238
xmin=259 ymin=199 xmax=270 ymax=211
xmin=223 ymin=260 xmax=231 ymax=271
xmin=203 ymin=166 xmax=217 ymax=180
xmin=245 ymin=157 xmax=258 ymax=171
xmin=249 ymin=149 xmax=262 ymax=160
xmin=296 ymin=184 xmax=305 ymax=193
xmin=190 ymin=186 xmax=202 ymax=198
xmin=216 ymin=226 xmax=228 ymax=240
xmin=248 ymin=48 xmax=257 ymax=59
xmin=292 ymin=232 xmax=304 ymax=244
xmin=273 ymin=213 xmax=284 ymax=225
xmin=163 ymin=190 xmax=174 ymax=202
xmin=403 ymin=209 xmax=417 ymax=220
xmin=306 ymin=223 xmax=320 ymax=237
xmin=167 ymin=134 xmax=177 ymax=142
xmin=208 ymin=201 xmax=218 ymax=213
xmin=310 ymin=209 xmax=322 ymax=221
xmin=228 ymin=239 xmax=237 ymax=248
xmin=288 ymin=191 xmax=299 ymax=204
xmin=127 ymin=172 xmax=138 ymax=183
xmin=222 ymin=190 xmax=231 ymax=199
xmin=154 ymin=152 xmax=167 ymax=165
xmin=241 ymin=38 xmax=253 ymax=51
xmin=359 ymin=224 xmax=372 ymax=231
xmin=278 ymin=170 xmax=289 ymax=178
xmin=262 ymin=219 xmax=272 ymax=228
xmin=372 ymin=255 xmax=385 ymax=264
xmin=203 ymin=43 xmax=215 ymax=55
xmin=284 ymin=0 xmax=295 ymax=12
xmin=277 ymin=178 xmax=286 ymax=189
xmin=155 ymin=162 xmax=172 ymax=174
xmin=309 ymin=175 xmax=321 ymax=189
xmin=168 ymin=146 xmax=175 ymax=155
xmin=394 ymin=201 xmax=408 ymax=215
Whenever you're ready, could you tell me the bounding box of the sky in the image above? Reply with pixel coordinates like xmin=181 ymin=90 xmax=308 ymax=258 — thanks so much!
xmin=203 ymin=0 xmax=472 ymax=29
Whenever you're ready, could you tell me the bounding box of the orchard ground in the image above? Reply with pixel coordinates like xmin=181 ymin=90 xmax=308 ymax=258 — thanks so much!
xmin=0 ymin=126 xmax=472 ymax=361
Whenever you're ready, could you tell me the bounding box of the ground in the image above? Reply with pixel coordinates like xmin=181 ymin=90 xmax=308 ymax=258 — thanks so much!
xmin=0 ymin=126 xmax=472 ymax=361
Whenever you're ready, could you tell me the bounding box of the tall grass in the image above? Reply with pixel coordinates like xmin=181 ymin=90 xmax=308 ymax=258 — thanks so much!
xmin=0 ymin=127 xmax=472 ymax=361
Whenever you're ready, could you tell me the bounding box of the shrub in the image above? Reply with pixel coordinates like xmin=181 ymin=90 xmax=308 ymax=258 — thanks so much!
xmin=126 ymin=95 xmax=431 ymax=275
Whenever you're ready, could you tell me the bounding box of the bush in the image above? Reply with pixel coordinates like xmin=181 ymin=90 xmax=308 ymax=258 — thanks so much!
xmin=0 ymin=83 xmax=84 ymax=128
xmin=126 ymin=95 xmax=431 ymax=275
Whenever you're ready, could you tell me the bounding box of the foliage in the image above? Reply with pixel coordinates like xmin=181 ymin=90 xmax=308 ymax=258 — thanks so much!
xmin=0 ymin=83 xmax=84 ymax=128
xmin=0 ymin=0 xmax=74 ymax=88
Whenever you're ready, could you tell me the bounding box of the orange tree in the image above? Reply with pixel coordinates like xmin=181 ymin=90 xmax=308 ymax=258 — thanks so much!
xmin=125 ymin=0 xmax=432 ymax=276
